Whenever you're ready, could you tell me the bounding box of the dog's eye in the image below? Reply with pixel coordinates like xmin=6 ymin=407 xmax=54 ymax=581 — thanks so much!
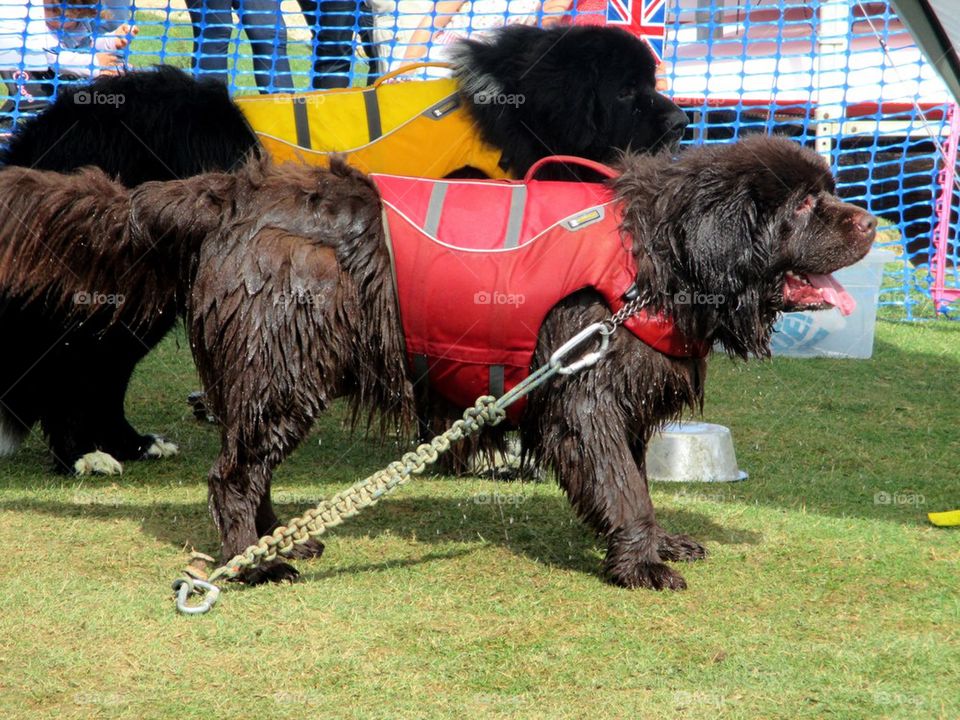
xmin=618 ymin=86 xmax=637 ymax=101
xmin=796 ymin=194 xmax=816 ymax=214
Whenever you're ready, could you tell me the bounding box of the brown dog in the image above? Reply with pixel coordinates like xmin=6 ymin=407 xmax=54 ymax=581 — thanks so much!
xmin=0 ymin=136 xmax=876 ymax=589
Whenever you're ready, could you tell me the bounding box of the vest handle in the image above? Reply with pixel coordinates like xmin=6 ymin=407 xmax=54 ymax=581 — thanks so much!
xmin=373 ymin=62 xmax=456 ymax=88
xmin=524 ymin=155 xmax=620 ymax=182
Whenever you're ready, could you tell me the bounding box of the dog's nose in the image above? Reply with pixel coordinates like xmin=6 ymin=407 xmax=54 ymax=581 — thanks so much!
xmin=854 ymin=212 xmax=877 ymax=241
xmin=856 ymin=212 xmax=877 ymax=234
xmin=666 ymin=109 xmax=689 ymax=136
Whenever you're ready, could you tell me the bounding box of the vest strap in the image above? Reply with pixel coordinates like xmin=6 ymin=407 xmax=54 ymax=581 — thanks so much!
xmin=502 ymin=186 xmax=527 ymax=248
xmin=293 ymin=98 xmax=311 ymax=149
xmin=423 ymin=182 xmax=448 ymax=236
xmin=489 ymin=365 xmax=505 ymax=397
xmin=362 ymin=88 xmax=383 ymax=141
xmin=412 ymin=354 xmax=430 ymax=387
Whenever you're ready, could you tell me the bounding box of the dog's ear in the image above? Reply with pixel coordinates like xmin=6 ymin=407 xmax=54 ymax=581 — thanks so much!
xmin=451 ymin=26 xmax=601 ymax=154
xmin=449 ymin=33 xmax=521 ymax=105
xmin=627 ymin=160 xmax=776 ymax=355
xmin=677 ymin=179 xmax=763 ymax=298
xmin=670 ymin=174 xmax=782 ymax=357
xmin=531 ymin=61 xmax=601 ymax=153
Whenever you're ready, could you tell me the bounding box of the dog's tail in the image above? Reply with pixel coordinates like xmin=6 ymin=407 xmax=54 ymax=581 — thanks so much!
xmin=0 ymin=165 xmax=207 ymax=328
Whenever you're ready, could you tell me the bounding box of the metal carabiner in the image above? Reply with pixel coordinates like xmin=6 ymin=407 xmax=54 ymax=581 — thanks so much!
xmin=549 ymin=322 xmax=611 ymax=376
xmin=173 ymin=577 xmax=221 ymax=615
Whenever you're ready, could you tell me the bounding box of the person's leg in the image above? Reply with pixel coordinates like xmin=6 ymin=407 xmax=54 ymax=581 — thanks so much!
xmin=358 ymin=0 xmax=379 ymax=85
xmin=184 ymin=0 xmax=234 ymax=85
xmin=297 ymin=0 xmax=358 ymax=89
xmin=235 ymin=0 xmax=295 ymax=92
xmin=95 ymin=0 xmax=132 ymax=34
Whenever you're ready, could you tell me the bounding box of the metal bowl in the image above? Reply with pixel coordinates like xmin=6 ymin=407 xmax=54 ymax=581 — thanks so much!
xmin=646 ymin=422 xmax=748 ymax=483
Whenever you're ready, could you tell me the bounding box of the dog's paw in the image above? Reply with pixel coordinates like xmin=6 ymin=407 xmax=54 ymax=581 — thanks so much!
xmin=187 ymin=391 xmax=216 ymax=423
xmin=238 ymin=562 xmax=301 ymax=585
xmin=142 ymin=435 xmax=179 ymax=459
xmin=465 ymin=437 xmax=545 ymax=482
xmin=657 ymin=532 xmax=707 ymax=563
xmin=74 ymin=451 xmax=123 ymax=476
xmin=609 ymin=561 xmax=688 ymax=591
xmin=283 ymin=539 xmax=325 ymax=561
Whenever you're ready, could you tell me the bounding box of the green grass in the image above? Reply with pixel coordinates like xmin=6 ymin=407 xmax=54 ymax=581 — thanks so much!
xmin=0 ymin=320 xmax=957 ymax=719
xmin=0 ymin=31 xmax=957 ymax=719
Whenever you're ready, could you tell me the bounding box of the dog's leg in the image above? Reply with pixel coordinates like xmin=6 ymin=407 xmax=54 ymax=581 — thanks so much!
xmin=207 ymin=449 xmax=306 ymax=585
xmin=90 ymin=325 xmax=179 ymax=462
xmin=31 ymin=364 xmax=118 ymax=474
xmin=0 ymin=315 xmax=112 ymax=473
xmin=0 ymin=405 xmax=30 ymax=457
xmin=530 ymin=297 xmax=704 ymax=590
xmin=42 ymin=410 xmax=120 ymax=475
xmin=551 ymin=428 xmax=689 ymax=590
xmin=626 ymin=437 xmax=707 ymax=564
xmin=253 ymin=478 xmax=325 ymax=561
xmin=200 ymin=352 xmax=329 ymax=583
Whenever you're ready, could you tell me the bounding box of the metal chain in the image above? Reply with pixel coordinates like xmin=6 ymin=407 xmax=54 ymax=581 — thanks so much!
xmin=602 ymin=297 xmax=645 ymax=335
xmin=173 ymin=305 xmax=642 ymax=615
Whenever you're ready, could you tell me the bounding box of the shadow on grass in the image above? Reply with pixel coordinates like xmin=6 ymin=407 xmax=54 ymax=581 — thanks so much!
xmin=1 ymin=320 xmax=953 ymax=587
xmin=0 ymin=492 xmax=758 ymax=583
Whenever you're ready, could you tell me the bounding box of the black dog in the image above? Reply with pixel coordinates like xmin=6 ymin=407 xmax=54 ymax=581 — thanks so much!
xmin=0 ymin=137 xmax=876 ymax=588
xmin=0 ymin=68 xmax=258 ymax=473
xmin=1 ymin=66 xmax=259 ymax=185
xmin=451 ymin=25 xmax=689 ymax=176
xmin=0 ymin=27 xmax=687 ymax=475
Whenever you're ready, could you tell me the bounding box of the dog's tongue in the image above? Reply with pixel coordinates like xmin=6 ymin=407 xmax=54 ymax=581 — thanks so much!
xmin=807 ymin=273 xmax=856 ymax=316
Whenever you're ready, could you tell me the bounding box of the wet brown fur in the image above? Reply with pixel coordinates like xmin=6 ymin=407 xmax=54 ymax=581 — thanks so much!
xmin=0 ymin=136 xmax=876 ymax=589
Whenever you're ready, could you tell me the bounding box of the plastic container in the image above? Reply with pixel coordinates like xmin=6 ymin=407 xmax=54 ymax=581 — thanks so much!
xmin=771 ymin=248 xmax=899 ymax=359
xmin=646 ymin=422 xmax=748 ymax=483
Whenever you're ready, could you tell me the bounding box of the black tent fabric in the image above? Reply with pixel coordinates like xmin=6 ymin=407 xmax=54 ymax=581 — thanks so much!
xmin=889 ymin=0 xmax=960 ymax=103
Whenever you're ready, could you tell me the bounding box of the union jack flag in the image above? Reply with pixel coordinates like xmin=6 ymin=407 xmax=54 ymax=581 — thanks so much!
xmin=606 ymin=0 xmax=666 ymax=62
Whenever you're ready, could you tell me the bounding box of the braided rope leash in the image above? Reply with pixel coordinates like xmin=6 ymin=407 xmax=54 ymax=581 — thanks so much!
xmin=173 ymin=306 xmax=641 ymax=615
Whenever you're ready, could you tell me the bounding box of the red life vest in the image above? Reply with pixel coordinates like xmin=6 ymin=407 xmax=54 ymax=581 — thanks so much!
xmin=372 ymin=160 xmax=708 ymax=423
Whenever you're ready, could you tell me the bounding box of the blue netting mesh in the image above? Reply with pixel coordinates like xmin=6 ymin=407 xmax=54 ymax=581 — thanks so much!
xmin=0 ymin=0 xmax=957 ymax=318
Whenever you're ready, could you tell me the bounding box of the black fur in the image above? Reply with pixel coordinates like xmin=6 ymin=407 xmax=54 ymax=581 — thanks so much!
xmin=0 ymin=68 xmax=257 ymax=473
xmin=1 ymin=66 xmax=259 ymax=184
xmin=451 ymin=25 xmax=689 ymax=178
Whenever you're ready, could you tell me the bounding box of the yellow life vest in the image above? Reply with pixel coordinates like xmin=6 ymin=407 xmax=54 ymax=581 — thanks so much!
xmin=234 ymin=63 xmax=511 ymax=179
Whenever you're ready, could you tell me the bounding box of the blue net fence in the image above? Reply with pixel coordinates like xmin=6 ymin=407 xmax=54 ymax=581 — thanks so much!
xmin=0 ymin=0 xmax=957 ymax=318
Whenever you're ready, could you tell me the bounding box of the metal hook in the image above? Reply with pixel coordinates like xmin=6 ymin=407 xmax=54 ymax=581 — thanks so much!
xmin=549 ymin=322 xmax=610 ymax=376
xmin=173 ymin=577 xmax=221 ymax=615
